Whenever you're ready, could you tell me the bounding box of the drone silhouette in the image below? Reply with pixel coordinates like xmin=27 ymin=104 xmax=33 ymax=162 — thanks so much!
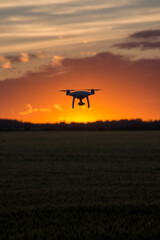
xmin=59 ymin=89 xmax=102 ymax=108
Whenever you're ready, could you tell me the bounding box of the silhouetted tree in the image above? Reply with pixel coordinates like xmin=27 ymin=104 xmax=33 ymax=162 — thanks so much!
xmin=0 ymin=119 xmax=160 ymax=131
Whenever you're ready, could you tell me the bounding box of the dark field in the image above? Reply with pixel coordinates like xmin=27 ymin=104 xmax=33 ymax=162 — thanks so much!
xmin=0 ymin=131 xmax=160 ymax=240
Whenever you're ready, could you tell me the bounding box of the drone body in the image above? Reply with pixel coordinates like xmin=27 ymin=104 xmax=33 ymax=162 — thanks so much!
xmin=59 ymin=89 xmax=102 ymax=108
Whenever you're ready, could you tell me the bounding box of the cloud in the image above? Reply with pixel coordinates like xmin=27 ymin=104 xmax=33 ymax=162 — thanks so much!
xmin=4 ymin=52 xmax=37 ymax=65
xmin=50 ymin=55 xmax=69 ymax=76
xmin=1 ymin=0 xmax=160 ymax=55
xmin=130 ymin=30 xmax=160 ymax=39
xmin=54 ymin=104 xmax=63 ymax=112
xmin=52 ymin=56 xmax=64 ymax=67
xmin=36 ymin=50 xmax=46 ymax=59
xmin=80 ymin=51 xmax=97 ymax=56
xmin=2 ymin=61 xmax=12 ymax=69
xmin=0 ymin=56 xmax=6 ymax=62
xmin=7 ymin=55 xmax=21 ymax=63
xmin=19 ymin=104 xmax=51 ymax=115
xmin=1 ymin=51 xmax=160 ymax=86
xmin=20 ymin=52 xmax=29 ymax=62
xmin=0 ymin=55 xmax=12 ymax=69
xmin=114 ymin=41 xmax=160 ymax=50
xmin=114 ymin=29 xmax=160 ymax=50
xmin=0 ymin=0 xmax=76 ymax=9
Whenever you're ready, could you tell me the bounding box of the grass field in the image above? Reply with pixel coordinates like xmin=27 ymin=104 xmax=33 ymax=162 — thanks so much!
xmin=0 ymin=131 xmax=160 ymax=240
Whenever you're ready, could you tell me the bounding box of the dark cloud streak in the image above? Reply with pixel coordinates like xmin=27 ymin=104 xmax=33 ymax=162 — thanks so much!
xmin=6 ymin=53 xmax=37 ymax=63
xmin=114 ymin=29 xmax=160 ymax=50
xmin=114 ymin=41 xmax=160 ymax=50
xmin=130 ymin=29 xmax=160 ymax=39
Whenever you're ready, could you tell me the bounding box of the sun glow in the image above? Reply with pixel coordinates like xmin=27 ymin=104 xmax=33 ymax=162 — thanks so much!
xmin=59 ymin=107 xmax=99 ymax=123
xmin=64 ymin=115 xmax=95 ymax=123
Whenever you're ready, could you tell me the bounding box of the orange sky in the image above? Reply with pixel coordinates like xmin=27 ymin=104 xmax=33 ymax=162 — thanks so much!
xmin=0 ymin=52 xmax=160 ymax=123
xmin=0 ymin=0 xmax=160 ymax=123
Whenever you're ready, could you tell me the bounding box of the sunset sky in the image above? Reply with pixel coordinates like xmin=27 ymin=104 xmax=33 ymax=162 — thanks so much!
xmin=0 ymin=0 xmax=160 ymax=123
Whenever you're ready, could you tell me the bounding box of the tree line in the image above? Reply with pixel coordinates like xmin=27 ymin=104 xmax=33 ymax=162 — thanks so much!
xmin=0 ymin=119 xmax=160 ymax=131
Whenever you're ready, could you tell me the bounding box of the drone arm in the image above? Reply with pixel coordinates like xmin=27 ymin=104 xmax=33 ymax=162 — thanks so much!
xmin=86 ymin=96 xmax=90 ymax=108
xmin=72 ymin=97 xmax=75 ymax=109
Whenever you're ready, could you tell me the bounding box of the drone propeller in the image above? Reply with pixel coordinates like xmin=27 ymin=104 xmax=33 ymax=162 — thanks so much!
xmin=83 ymin=89 xmax=103 ymax=91
xmin=94 ymin=89 xmax=103 ymax=91
xmin=59 ymin=89 xmax=77 ymax=92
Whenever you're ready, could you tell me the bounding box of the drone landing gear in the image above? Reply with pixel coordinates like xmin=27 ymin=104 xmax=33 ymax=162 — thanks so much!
xmin=72 ymin=97 xmax=75 ymax=109
xmin=86 ymin=96 xmax=90 ymax=108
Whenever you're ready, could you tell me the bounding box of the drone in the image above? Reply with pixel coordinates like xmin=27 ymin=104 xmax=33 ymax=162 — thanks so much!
xmin=59 ymin=89 xmax=102 ymax=108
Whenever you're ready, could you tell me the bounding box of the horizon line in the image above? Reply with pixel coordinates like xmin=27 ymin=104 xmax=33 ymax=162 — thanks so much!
xmin=0 ymin=118 xmax=160 ymax=125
